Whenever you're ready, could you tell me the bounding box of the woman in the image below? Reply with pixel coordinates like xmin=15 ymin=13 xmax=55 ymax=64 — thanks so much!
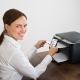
xmin=0 ymin=9 xmax=58 ymax=80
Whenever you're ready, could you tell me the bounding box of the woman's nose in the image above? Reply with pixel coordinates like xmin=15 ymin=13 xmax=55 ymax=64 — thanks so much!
xmin=21 ymin=27 xmax=26 ymax=33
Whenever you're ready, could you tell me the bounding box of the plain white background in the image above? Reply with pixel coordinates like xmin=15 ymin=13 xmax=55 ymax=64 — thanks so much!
xmin=0 ymin=0 xmax=80 ymax=53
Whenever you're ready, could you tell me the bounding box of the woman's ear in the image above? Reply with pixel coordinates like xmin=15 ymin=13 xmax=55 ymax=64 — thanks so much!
xmin=4 ymin=24 xmax=10 ymax=31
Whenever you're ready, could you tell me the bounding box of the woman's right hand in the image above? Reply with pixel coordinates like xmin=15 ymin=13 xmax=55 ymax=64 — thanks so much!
xmin=48 ymin=44 xmax=58 ymax=57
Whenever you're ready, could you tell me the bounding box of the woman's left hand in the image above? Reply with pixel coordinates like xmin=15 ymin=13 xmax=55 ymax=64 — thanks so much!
xmin=34 ymin=40 xmax=46 ymax=49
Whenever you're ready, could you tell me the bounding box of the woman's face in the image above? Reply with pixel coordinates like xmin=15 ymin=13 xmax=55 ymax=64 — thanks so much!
xmin=5 ymin=16 xmax=27 ymax=41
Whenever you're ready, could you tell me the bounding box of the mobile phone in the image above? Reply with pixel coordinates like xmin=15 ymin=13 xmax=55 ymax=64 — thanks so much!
xmin=51 ymin=39 xmax=58 ymax=47
xmin=47 ymin=39 xmax=58 ymax=48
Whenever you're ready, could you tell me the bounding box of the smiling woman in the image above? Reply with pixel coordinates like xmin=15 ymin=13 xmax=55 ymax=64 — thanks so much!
xmin=0 ymin=8 xmax=58 ymax=80
xmin=0 ymin=9 xmax=27 ymax=44
xmin=3 ymin=9 xmax=27 ymax=41
xmin=5 ymin=16 xmax=27 ymax=41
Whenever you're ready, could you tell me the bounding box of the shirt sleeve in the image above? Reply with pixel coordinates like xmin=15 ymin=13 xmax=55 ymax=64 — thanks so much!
xmin=9 ymin=51 xmax=52 ymax=80
xmin=25 ymin=46 xmax=37 ymax=60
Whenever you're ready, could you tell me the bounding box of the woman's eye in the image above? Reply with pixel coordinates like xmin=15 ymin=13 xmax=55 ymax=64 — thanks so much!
xmin=16 ymin=26 xmax=21 ymax=28
xmin=24 ymin=25 xmax=27 ymax=28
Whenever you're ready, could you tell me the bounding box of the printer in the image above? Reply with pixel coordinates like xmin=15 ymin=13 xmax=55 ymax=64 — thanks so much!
xmin=52 ymin=31 xmax=80 ymax=63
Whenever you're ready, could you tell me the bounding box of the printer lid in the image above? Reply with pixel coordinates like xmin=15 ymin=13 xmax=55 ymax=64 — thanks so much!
xmin=55 ymin=31 xmax=80 ymax=43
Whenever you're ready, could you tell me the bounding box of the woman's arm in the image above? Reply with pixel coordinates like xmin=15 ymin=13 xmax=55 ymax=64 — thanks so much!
xmin=25 ymin=40 xmax=46 ymax=60
xmin=9 ymin=51 xmax=52 ymax=80
xmin=25 ymin=46 xmax=37 ymax=60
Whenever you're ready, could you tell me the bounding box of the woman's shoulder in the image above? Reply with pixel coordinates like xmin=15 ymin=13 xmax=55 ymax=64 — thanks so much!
xmin=1 ymin=40 xmax=21 ymax=55
xmin=0 ymin=41 xmax=22 ymax=62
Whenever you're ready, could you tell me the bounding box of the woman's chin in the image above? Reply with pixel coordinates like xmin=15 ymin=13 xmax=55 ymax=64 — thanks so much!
xmin=19 ymin=38 xmax=23 ymax=40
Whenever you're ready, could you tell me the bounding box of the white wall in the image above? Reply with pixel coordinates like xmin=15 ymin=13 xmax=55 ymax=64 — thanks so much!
xmin=0 ymin=0 xmax=80 ymax=53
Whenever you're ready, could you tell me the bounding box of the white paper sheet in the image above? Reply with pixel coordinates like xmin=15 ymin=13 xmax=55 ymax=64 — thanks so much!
xmin=57 ymin=42 xmax=67 ymax=48
xmin=52 ymin=42 xmax=68 ymax=63
xmin=52 ymin=52 xmax=69 ymax=63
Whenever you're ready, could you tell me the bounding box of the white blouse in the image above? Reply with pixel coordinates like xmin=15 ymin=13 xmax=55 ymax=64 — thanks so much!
xmin=0 ymin=35 xmax=52 ymax=80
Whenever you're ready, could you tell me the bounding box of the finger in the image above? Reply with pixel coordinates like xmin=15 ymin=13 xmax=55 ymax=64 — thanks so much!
xmin=40 ymin=44 xmax=44 ymax=47
xmin=41 ymin=42 xmax=46 ymax=45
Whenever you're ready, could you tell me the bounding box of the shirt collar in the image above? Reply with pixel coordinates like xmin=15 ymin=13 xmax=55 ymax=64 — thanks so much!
xmin=4 ymin=35 xmax=21 ymax=49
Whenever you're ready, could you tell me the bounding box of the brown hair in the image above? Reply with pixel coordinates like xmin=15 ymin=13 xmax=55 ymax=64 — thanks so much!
xmin=0 ymin=9 xmax=27 ymax=45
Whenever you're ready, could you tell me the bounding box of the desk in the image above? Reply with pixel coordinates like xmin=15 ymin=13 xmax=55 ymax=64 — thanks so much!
xmin=22 ymin=51 xmax=80 ymax=80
